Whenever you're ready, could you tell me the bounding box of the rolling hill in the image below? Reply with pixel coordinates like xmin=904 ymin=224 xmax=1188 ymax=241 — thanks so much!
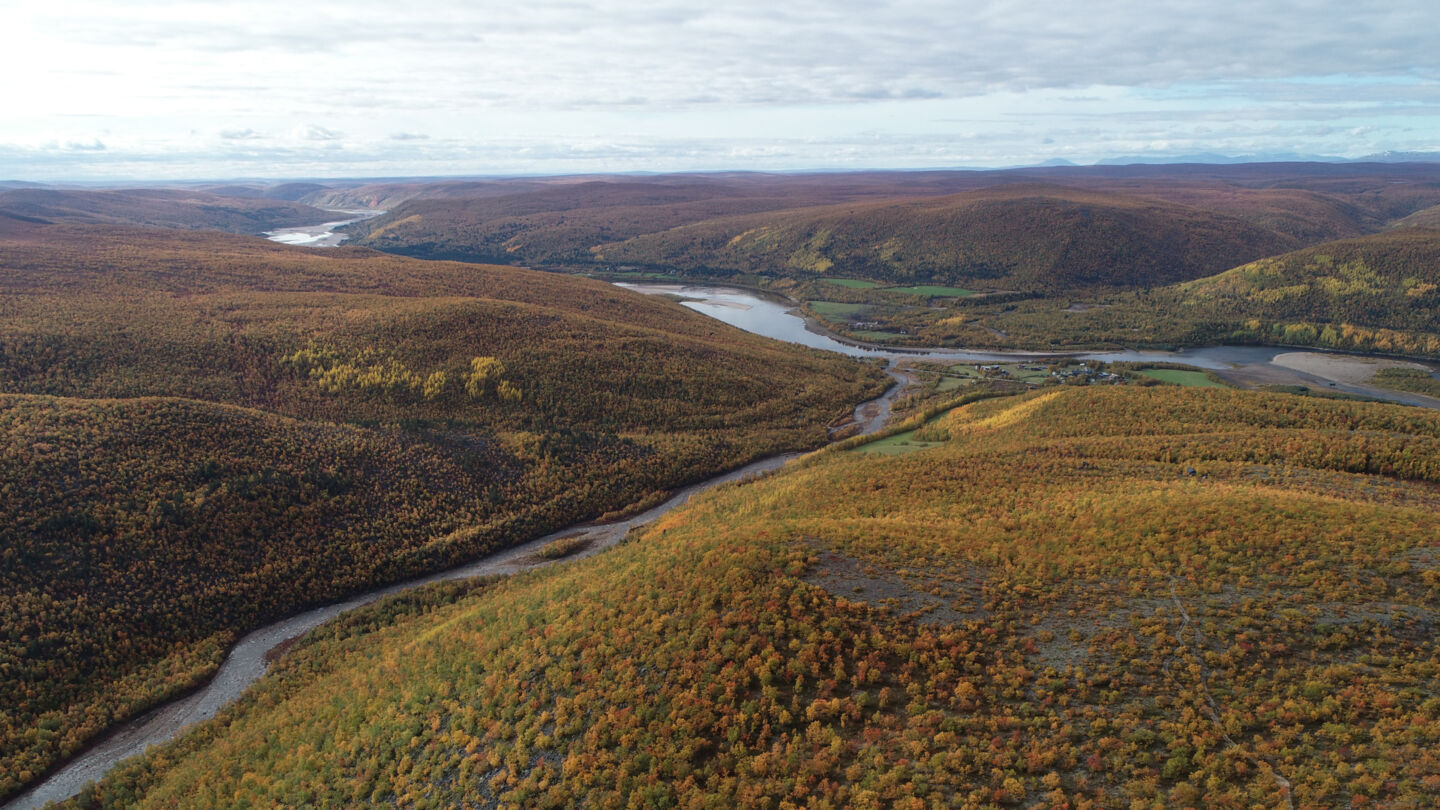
xmin=1389 ymin=203 xmax=1440 ymax=231
xmin=814 ymin=227 xmax=1440 ymax=356
xmin=335 ymin=165 xmax=1440 ymax=287
xmin=0 ymin=218 xmax=886 ymax=801
xmin=594 ymin=185 xmax=1302 ymax=293
xmin=0 ymin=188 xmax=332 ymax=234
xmin=62 ymin=386 xmax=1440 ymax=808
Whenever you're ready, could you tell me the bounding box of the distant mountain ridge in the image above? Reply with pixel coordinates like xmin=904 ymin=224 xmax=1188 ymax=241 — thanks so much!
xmin=0 ymin=187 xmax=332 ymax=233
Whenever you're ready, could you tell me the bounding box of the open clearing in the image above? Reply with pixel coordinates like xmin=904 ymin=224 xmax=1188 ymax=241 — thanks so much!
xmin=852 ymin=428 xmax=946 ymax=455
xmin=1138 ymin=368 xmax=1227 ymax=387
xmin=807 ymin=300 xmax=871 ymax=318
xmin=882 ymin=284 xmax=973 ymax=297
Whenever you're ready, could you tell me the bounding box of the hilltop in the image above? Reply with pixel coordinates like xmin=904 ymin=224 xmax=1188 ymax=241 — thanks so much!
xmin=0 ymin=219 xmax=886 ymax=801
xmin=64 ymin=386 xmax=1440 ymax=808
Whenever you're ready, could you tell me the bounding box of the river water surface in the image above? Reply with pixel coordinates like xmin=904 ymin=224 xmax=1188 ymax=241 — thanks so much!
xmin=618 ymin=282 xmax=1440 ymax=408
xmin=264 ymin=209 xmax=382 ymax=247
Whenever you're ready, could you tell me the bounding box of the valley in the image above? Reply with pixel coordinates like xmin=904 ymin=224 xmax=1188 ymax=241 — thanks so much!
xmin=13 ymin=2 xmax=1440 ymax=806
xmin=6 ymin=163 xmax=1440 ymax=809
xmin=0 ymin=214 xmax=886 ymax=804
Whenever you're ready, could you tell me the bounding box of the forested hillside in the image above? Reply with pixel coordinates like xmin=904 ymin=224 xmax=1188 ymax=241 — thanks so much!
xmin=338 ymin=165 xmax=1440 ymax=295
xmin=0 ymin=188 xmax=331 ymax=234
xmin=790 ymin=227 xmax=1440 ymax=357
xmin=0 ymin=218 xmax=886 ymax=801
xmin=64 ymin=386 xmax=1440 ymax=808
xmin=593 ymin=185 xmax=1299 ymax=292
xmin=994 ymin=227 xmax=1440 ymax=356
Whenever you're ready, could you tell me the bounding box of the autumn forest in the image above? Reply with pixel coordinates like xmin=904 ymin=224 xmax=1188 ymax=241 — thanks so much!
xmin=4 ymin=163 xmax=1440 ymax=809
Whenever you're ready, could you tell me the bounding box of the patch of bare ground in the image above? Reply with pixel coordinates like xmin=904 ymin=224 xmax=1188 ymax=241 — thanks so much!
xmin=966 ymin=319 xmax=1008 ymax=339
xmin=516 ymin=534 xmax=596 ymax=565
xmin=1401 ymin=546 xmax=1440 ymax=571
xmin=1022 ymin=586 xmax=1170 ymax=670
xmin=262 ymin=636 xmax=303 ymax=665
xmin=1062 ymin=302 xmax=1110 ymax=313
xmin=802 ymin=544 xmax=988 ymax=626
xmin=1272 ymin=352 xmax=1429 ymax=386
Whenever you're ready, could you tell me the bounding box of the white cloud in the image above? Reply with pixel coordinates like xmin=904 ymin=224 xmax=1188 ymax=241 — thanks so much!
xmin=59 ymin=138 xmax=107 ymax=152
xmin=293 ymin=124 xmax=343 ymax=141
xmin=1 ymin=0 xmax=1437 ymax=179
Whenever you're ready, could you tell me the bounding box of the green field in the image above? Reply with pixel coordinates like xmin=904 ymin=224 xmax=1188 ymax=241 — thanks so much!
xmin=1009 ymin=364 xmax=1058 ymax=384
xmin=1138 ymin=368 xmax=1227 ymax=387
xmin=820 ymin=277 xmax=880 ymax=289
xmin=881 ymin=285 xmax=973 ymax=297
xmin=852 ymin=428 xmax=945 ymax=455
xmin=807 ymin=300 xmax=871 ymax=319
xmin=1371 ymin=367 xmax=1440 ymax=398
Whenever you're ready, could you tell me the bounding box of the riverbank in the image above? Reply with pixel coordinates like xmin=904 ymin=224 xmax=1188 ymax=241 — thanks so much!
xmin=620 ymin=282 xmax=1440 ymax=410
xmin=263 ymin=208 xmax=382 ymax=247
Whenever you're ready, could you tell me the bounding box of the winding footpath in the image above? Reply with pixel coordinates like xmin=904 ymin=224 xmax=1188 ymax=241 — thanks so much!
xmin=4 ymin=371 xmax=906 ymax=810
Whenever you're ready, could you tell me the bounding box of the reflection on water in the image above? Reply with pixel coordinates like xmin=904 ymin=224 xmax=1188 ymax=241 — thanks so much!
xmin=618 ymin=281 xmax=1440 ymax=408
xmin=264 ymin=209 xmax=382 ymax=247
xmin=617 ymin=282 xmax=1284 ymax=368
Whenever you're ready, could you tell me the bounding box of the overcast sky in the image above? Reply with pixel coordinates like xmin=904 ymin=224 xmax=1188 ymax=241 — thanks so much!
xmin=2 ymin=0 xmax=1438 ymax=181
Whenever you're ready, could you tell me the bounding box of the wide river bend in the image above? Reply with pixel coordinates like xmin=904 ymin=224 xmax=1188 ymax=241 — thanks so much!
xmin=619 ymin=282 xmax=1440 ymax=409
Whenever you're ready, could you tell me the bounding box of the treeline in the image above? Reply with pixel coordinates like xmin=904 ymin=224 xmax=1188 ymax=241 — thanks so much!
xmin=0 ymin=188 xmax=331 ymax=233
xmin=61 ymin=386 xmax=1440 ymax=809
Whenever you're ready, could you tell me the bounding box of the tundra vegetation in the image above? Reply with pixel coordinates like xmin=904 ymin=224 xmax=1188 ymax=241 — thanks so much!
xmin=10 ymin=164 xmax=1440 ymax=807
xmin=0 ymin=218 xmax=886 ymax=800
xmin=62 ymin=387 xmax=1440 ymax=809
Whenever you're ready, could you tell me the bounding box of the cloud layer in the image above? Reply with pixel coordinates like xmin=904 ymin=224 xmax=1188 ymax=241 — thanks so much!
xmin=3 ymin=0 xmax=1437 ymax=179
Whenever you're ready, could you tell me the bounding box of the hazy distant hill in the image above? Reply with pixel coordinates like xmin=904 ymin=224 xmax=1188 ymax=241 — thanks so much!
xmin=346 ymin=181 xmax=869 ymax=264
xmin=337 ymin=165 xmax=1440 ymax=295
xmin=0 ymin=188 xmax=332 ymax=233
xmin=198 ymin=182 xmax=333 ymax=202
xmin=596 ymin=185 xmax=1301 ymax=292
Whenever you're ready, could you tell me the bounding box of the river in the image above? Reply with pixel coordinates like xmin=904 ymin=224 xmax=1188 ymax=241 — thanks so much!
xmin=3 ymin=369 xmax=904 ymax=810
xmin=617 ymin=282 xmax=1440 ymax=409
xmin=263 ymin=209 xmax=382 ymax=247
